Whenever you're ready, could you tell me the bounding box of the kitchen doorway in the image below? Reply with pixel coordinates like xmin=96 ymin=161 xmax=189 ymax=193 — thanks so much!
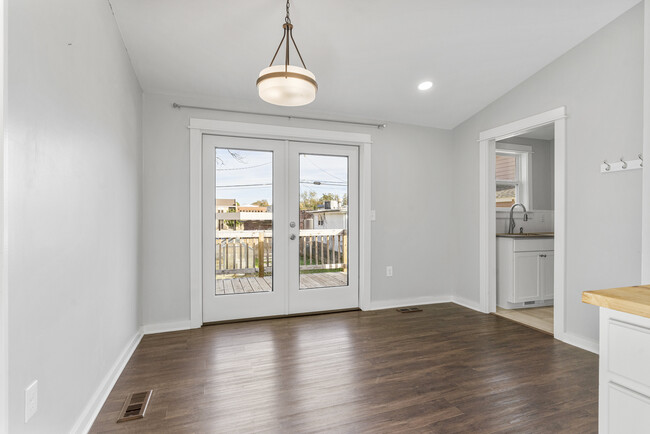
xmin=478 ymin=107 xmax=567 ymax=341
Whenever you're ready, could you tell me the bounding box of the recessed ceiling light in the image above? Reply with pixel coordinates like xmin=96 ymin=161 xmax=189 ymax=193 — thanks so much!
xmin=418 ymin=81 xmax=433 ymax=91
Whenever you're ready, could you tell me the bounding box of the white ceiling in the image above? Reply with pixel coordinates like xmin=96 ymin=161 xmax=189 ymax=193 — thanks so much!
xmin=110 ymin=0 xmax=640 ymax=129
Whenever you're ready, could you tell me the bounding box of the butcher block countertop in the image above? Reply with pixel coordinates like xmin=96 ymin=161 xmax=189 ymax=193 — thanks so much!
xmin=582 ymin=285 xmax=650 ymax=319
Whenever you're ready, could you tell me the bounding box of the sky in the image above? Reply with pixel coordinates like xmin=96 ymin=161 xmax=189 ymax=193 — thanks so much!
xmin=215 ymin=148 xmax=348 ymax=206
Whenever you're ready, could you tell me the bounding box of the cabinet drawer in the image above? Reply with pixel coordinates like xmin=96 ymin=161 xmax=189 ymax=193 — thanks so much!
xmin=513 ymin=239 xmax=554 ymax=252
xmin=608 ymin=383 xmax=650 ymax=434
xmin=608 ymin=320 xmax=650 ymax=390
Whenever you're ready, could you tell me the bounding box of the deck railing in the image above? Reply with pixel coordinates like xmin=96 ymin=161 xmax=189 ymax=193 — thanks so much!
xmin=215 ymin=229 xmax=347 ymax=277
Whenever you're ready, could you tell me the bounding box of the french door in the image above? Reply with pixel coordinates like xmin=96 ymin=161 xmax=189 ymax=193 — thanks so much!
xmin=202 ymin=134 xmax=359 ymax=322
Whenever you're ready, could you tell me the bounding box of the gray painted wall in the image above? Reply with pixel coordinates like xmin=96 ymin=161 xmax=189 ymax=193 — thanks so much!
xmin=141 ymin=93 xmax=455 ymax=327
xmin=7 ymin=0 xmax=142 ymax=431
xmin=451 ymin=4 xmax=644 ymax=345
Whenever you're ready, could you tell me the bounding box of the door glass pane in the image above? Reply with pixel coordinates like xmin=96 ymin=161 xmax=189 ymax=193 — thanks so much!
xmin=298 ymin=154 xmax=349 ymax=289
xmin=214 ymin=148 xmax=273 ymax=295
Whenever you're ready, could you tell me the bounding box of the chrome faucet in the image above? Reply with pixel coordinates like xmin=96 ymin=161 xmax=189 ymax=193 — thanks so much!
xmin=508 ymin=203 xmax=528 ymax=234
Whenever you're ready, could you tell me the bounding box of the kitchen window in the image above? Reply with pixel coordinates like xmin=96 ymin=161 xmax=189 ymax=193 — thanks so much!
xmin=496 ymin=145 xmax=531 ymax=210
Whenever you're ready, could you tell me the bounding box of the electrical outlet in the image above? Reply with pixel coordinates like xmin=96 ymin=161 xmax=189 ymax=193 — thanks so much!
xmin=386 ymin=266 xmax=393 ymax=277
xmin=25 ymin=380 xmax=38 ymax=423
xmin=370 ymin=210 xmax=376 ymax=221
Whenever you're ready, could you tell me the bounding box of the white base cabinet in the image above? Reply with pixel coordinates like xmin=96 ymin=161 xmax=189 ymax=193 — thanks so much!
xmin=497 ymin=237 xmax=554 ymax=308
xmin=598 ymin=308 xmax=650 ymax=434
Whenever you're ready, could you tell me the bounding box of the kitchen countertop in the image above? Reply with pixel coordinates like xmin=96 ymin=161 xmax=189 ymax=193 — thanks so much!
xmin=582 ymin=285 xmax=650 ymax=319
xmin=496 ymin=232 xmax=554 ymax=239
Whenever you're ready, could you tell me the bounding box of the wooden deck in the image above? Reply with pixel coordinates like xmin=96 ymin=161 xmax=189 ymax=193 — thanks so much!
xmin=215 ymin=272 xmax=348 ymax=294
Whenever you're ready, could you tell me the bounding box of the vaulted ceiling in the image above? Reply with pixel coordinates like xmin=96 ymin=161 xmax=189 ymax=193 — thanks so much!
xmin=110 ymin=0 xmax=640 ymax=129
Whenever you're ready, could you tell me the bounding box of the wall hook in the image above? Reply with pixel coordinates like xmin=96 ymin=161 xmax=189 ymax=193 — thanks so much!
xmin=620 ymin=157 xmax=628 ymax=169
xmin=603 ymin=160 xmax=611 ymax=171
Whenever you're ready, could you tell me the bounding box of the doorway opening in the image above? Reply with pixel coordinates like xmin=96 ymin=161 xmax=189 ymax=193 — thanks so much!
xmin=492 ymin=124 xmax=555 ymax=334
xmin=478 ymin=107 xmax=566 ymax=340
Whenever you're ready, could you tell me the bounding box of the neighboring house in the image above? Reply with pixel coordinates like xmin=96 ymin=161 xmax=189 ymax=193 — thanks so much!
xmin=310 ymin=206 xmax=348 ymax=230
xmin=215 ymin=202 xmax=273 ymax=231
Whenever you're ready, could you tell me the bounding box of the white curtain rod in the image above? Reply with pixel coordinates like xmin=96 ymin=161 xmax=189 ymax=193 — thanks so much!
xmin=172 ymin=103 xmax=387 ymax=129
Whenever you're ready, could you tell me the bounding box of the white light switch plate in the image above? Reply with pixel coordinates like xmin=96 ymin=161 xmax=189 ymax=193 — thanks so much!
xmin=25 ymin=380 xmax=38 ymax=423
xmin=370 ymin=210 xmax=376 ymax=221
xmin=386 ymin=266 xmax=393 ymax=277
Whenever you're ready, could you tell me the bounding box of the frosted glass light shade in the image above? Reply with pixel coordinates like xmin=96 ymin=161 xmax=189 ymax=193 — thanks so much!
xmin=257 ymin=65 xmax=317 ymax=106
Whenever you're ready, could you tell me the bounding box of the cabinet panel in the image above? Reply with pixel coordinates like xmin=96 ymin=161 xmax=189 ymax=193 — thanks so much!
xmin=609 ymin=320 xmax=650 ymax=390
xmin=540 ymin=252 xmax=554 ymax=299
xmin=608 ymin=383 xmax=650 ymax=434
xmin=513 ymin=252 xmax=540 ymax=303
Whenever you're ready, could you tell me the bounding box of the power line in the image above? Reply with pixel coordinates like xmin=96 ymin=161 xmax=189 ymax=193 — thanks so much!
xmin=302 ymin=155 xmax=346 ymax=182
xmin=217 ymin=162 xmax=271 ymax=171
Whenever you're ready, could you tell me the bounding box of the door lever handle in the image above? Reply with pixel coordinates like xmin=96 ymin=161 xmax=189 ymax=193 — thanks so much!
xmin=289 ymin=234 xmax=296 ymax=240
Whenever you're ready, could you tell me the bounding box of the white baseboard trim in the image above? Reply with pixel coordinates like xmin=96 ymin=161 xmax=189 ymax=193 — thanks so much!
xmin=367 ymin=296 xmax=453 ymax=311
xmin=451 ymin=296 xmax=483 ymax=312
xmin=560 ymin=332 xmax=599 ymax=354
xmin=71 ymin=327 xmax=144 ymax=434
xmin=142 ymin=320 xmax=191 ymax=335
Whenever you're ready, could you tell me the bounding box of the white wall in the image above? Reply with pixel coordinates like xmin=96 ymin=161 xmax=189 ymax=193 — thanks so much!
xmin=7 ymin=0 xmax=142 ymax=432
xmin=452 ymin=4 xmax=644 ymax=345
xmin=141 ymin=92 xmax=454 ymax=327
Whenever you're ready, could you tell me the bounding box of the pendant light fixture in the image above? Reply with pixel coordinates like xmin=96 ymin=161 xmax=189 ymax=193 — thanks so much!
xmin=257 ymin=0 xmax=317 ymax=107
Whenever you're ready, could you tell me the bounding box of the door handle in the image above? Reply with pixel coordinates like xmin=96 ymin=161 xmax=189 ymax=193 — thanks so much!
xmin=290 ymin=234 xmax=296 ymax=240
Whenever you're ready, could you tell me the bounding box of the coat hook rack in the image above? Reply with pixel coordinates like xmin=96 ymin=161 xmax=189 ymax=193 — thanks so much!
xmin=601 ymin=155 xmax=643 ymax=173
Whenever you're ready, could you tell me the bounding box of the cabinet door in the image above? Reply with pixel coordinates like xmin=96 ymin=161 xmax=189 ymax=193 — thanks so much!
xmin=513 ymin=252 xmax=540 ymax=303
xmin=540 ymin=252 xmax=554 ymax=300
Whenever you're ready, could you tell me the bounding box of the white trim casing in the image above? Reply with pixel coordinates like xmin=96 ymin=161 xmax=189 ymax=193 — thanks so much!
xmin=188 ymin=119 xmax=372 ymax=327
xmin=0 ymin=0 xmax=7 ymax=430
xmin=479 ymin=107 xmax=568 ymax=343
xmin=70 ymin=329 xmax=144 ymax=434
xmin=643 ymin=0 xmax=650 ymax=283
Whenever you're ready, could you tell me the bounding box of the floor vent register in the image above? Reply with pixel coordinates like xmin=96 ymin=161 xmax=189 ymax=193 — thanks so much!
xmin=117 ymin=390 xmax=153 ymax=423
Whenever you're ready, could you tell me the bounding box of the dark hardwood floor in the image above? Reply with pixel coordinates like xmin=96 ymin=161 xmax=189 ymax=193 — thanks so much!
xmin=90 ymin=303 xmax=598 ymax=433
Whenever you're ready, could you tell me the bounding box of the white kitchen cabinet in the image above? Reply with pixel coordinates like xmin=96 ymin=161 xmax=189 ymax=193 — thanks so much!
xmin=540 ymin=252 xmax=554 ymax=299
xmin=582 ymin=286 xmax=650 ymax=433
xmin=595 ymin=304 xmax=650 ymax=433
xmin=513 ymin=252 xmax=540 ymax=302
xmin=497 ymin=237 xmax=554 ymax=308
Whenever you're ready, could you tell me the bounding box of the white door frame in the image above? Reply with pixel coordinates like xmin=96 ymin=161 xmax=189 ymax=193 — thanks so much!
xmin=478 ymin=107 xmax=567 ymax=340
xmin=189 ymin=119 xmax=372 ymax=328
xmin=0 ymin=0 xmax=7 ymax=430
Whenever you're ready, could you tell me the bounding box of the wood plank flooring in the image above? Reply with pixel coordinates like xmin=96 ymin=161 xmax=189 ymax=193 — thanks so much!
xmin=215 ymin=272 xmax=348 ymax=294
xmin=494 ymin=306 xmax=554 ymax=335
xmin=90 ymin=303 xmax=598 ymax=433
